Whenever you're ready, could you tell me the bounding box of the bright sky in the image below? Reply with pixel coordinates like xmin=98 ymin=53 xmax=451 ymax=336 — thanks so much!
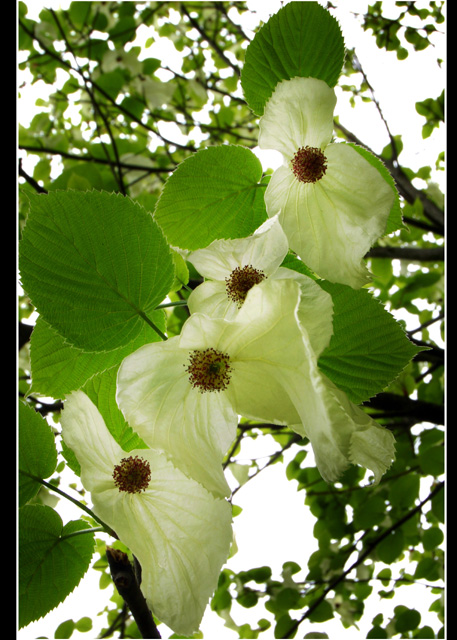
xmin=18 ymin=1 xmax=445 ymax=639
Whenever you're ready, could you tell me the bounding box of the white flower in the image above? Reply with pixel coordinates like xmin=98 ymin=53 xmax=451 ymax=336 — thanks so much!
xmin=258 ymin=76 xmax=395 ymax=289
xmin=60 ymin=390 xmax=232 ymax=637
xmin=117 ymin=278 xmax=395 ymax=487
xmin=187 ymin=216 xmax=334 ymax=356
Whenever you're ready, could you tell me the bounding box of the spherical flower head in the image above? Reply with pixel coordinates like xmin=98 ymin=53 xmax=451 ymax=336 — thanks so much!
xmin=186 ymin=348 xmax=232 ymax=392
xmin=225 ymin=265 xmax=266 ymax=307
xmin=113 ymin=455 xmax=151 ymax=493
xmin=258 ymin=76 xmax=395 ymax=289
xmin=292 ymin=146 xmax=328 ymax=183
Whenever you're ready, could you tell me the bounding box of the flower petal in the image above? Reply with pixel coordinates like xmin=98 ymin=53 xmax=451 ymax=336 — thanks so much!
xmin=258 ymin=76 xmax=336 ymax=158
xmin=116 ymin=338 xmax=236 ymax=498
xmin=188 ymin=216 xmax=290 ymax=319
xmin=284 ymin=365 xmax=395 ymax=483
xmin=264 ymin=144 xmax=394 ymax=288
xmin=188 ymin=215 xmax=289 ymax=280
xmin=96 ymin=455 xmax=232 ymax=636
xmin=271 ymin=267 xmax=334 ymax=358
xmin=188 ymin=280 xmax=235 ymax=318
xmin=60 ymin=390 xmax=123 ymax=494
xmin=61 ymin=391 xmax=232 ymax=636
xmin=349 ymin=423 xmax=396 ymax=485
xmin=217 ymin=279 xmax=394 ymax=483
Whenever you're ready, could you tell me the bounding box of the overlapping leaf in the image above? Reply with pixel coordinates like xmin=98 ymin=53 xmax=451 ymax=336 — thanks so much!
xmin=317 ymin=281 xmax=423 ymax=403
xmin=29 ymin=311 xmax=166 ymax=399
xmin=19 ymin=401 xmax=57 ymax=507
xmin=19 ymin=190 xmax=174 ymax=352
xmin=19 ymin=505 xmax=95 ymax=628
xmin=153 ymin=145 xmax=268 ymax=250
xmin=241 ymin=1 xmax=345 ymax=115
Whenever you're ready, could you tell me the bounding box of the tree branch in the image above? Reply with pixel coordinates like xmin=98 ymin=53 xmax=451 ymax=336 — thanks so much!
xmin=180 ymin=3 xmax=241 ymax=77
xmin=366 ymin=245 xmax=444 ymax=261
xmin=106 ymin=547 xmax=161 ymax=639
xmin=364 ymin=392 xmax=444 ymax=425
xmin=283 ymin=481 xmax=444 ymax=638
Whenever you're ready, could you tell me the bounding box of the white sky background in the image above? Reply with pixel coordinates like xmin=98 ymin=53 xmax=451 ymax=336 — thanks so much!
xmin=18 ymin=1 xmax=445 ymax=639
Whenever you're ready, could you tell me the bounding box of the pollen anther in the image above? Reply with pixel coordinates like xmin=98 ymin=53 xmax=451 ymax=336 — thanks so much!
xmin=225 ymin=265 xmax=266 ymax=308
xmin=113 ymin=456 xmax=151 ymax=494
xmin=292 ymin=146 xmax=327 ymax=184
xmin=186 ymin=348 xmax=232 ymax=392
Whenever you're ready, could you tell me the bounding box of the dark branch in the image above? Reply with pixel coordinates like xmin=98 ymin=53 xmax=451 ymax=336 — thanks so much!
xmin=366 ymin=246 xmax=444 ymax=261
xmin=283 ymin=481 xmax=444 ymax=638
xmin=364 ymin=392 xmax=444 ymax=426
xmin=106 ymin=547 xmax=161 ymax=639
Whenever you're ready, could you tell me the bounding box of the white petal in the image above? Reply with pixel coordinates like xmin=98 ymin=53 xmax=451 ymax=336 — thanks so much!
xmin=116 ymin=339 xmax=236 ymax=498
xmin=187 ymin=215 xmax=289 ymax=280
xmin=187 ymin=280 xmax=236 ymax=319
xmin=258 ymin=77 xmax=336 ymax=158
xmin=219 ymin=278 xmax=307 ymax=425
xmin=60 ymin=390 xmax=123 ymax=494
xmin=349 ymin=423 xmax=396 ymax=484
xmin=61 ymin=391 xmax=233 ymax=635
xmin=264 ymin=144 xmax=394 ymax=288
xmin=187 ymin=217 xmax=290 ymax=319
xmin=286 ymin=367 xmax=395 ymax=483
xmin=93 ymin=451 xmax=233 ymax=636
xmin=270 ymin=267 xmax=334 ymax=358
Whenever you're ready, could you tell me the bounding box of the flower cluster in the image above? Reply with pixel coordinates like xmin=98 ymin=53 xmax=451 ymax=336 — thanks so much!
xmin=61 ymin=75 xmax=396 ymax=636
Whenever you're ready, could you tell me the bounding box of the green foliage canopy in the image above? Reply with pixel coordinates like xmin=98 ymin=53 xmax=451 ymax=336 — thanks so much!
xmin=18 ymin=1 xmax=444 ymax=638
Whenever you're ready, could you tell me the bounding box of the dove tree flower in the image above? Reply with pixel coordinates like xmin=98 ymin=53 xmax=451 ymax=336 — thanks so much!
xmin=60 ymin=390 xmax=233 ymax=637
xmin=258 ymin=76 xmax=395 ymax=289
xmin=116 ymin=277 xmax=395 ymax=488
xmin=187 ymin=216 xmax=334 ymax=355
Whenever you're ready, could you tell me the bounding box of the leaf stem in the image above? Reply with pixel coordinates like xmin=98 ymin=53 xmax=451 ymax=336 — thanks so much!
xmin=20 ymin=471 xmax=118 ymax=538
xmin=155 ymin=300 xmax=188 ymax=309
xmin=137 ymin=310 xmax=168 ymax=341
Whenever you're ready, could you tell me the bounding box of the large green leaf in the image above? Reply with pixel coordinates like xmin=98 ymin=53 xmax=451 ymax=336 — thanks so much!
xmin=317 ymin=281 xmax=423 ymax=403
xmin=19 ymin=190 xmax=174 ymax=352
xmin=19 ymin=505 xmax=95 ymax=628
xmin=29 ymin=310 xmax=166 ymax=399
xmin=153 ymin=145 xmax=268 ymax=250
xmin=241 ymin=1 xmax=345 ymax=116
xmin=18 ymin=401 xmax=58 ymax=507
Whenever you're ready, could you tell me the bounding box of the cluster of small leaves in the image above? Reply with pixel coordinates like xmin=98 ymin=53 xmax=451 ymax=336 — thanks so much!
xmin=361 ymin=0 xmax=445 ymax=61
xmin=18 ymin=1 xmax=256 ymax=203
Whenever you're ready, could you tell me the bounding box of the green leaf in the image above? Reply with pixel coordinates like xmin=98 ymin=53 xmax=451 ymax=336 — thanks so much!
xmin=422 ymin=526 xmax=444 ymax=551
xmin=54 ymin=619 xmax=75 ymax=639
xmin=317 ymin=282 xmax=422 ymax=404
xmin=154 ymin=145 xmax=267 ymax=250
xmin=19 ymin=401 xmax=58 ymax=507
xmin=389 ymin=474 xmax=420 ymax=509
xmin=352 ymin=495 xmax=386 ymax=530
xmin=29 ymin=311 xmax=166 ymax=399
xmin=394 ymin=607 xmax=421 ymax=632
xmin=19 ymin=190 xmax=174 ymax=352
xmin=19 ymin=505 xmax=95 ymax=628
xmin=241 ymin=1 xmax=345 ymax=115
xmin=308 ymin=599 xmax=334 ymax=623
xmin=376 ymin=529 xmax=405 ymax=564
xmin=275 ymin=613 xmax=296 ymax=639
